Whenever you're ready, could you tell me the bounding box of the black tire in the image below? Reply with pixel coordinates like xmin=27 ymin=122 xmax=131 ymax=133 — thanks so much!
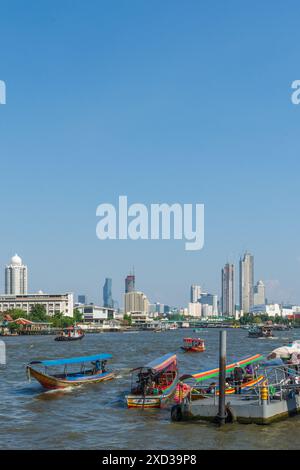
xmin=171 ymin=405 xmax=183 ymax=422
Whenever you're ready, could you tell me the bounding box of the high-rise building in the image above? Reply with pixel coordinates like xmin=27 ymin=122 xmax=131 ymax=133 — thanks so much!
xmin=77 ymin=295 xmax=87 ymax=304
xmin=199 ymin=293 xmax=218 ymax=316
xmin=222 ymin=263 xmax=235 ymax=317
xmin=125 ymin=274 xmax=135 ymax=293
xmin=239 ymin=252 xmax=254 ymax=314
xmin=103 ymin=278 xmax=113 ymax=308
xmin=5 ymin=254 xmax=28 ymax=295
xmin=190 ymin=284 xmax=201 ymax=303
xmin=124 ymin=291 xmax=149 ymax=315
xmin=253 ymin=280 xmax=266 ymax=306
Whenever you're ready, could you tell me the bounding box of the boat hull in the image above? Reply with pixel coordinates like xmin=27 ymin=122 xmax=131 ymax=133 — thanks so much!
xmin=191 ymin=375 xmax=265 ymax=400
xmin=27 ymin=366 xmax=115 ymax=390
xmin=54 ymin=334 xmax=85 ymax=341
xmin=181 ymin=346 xmax=206 ymax=353
xmin=126 ymin=376 xmax=178 ymax=409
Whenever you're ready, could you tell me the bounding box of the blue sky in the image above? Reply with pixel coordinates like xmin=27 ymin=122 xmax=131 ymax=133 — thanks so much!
xmin=0 ymin=1 xmax=300 ymax=307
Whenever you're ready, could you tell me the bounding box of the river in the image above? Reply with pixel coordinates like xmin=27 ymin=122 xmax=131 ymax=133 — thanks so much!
xmin=1 ymin=328 xmax=300 ymax=450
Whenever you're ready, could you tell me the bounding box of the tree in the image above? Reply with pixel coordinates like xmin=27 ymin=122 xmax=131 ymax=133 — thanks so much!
xmin=73 ymin=308 xmax=83 ymax=322
xmin=29 ymin=304 xmax=47 ymax=322
xmin=5 ymin=309 xmax=27 ymax=320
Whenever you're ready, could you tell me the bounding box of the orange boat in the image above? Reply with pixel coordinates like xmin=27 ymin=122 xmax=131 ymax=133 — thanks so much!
xmin=181 ymin=338 xmax=206 ymax=353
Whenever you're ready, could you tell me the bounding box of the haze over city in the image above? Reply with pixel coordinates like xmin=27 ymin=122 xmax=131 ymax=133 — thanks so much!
xmin=1 ymin=2 xmax=300 ymax=306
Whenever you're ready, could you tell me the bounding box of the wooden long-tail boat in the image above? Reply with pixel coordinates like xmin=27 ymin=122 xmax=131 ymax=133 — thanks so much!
xmin=179 ymin=354 xmax=264 ymax=399
xmin=26 ymin=354 xmax=115 ymax=390
xmin=54 ymin=325 xmax=85 ymax=341
xmin=126 ymin=353 xmax=178 ymax=409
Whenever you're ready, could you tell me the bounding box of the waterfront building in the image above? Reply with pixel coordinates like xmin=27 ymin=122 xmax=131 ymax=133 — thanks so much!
xmin=76 ymin=304 xmax=115 ymax=323
xmin=0 ymin=292 xmax=73 ymax=317
xmin=190 ymin=284 xmax=201 ymax=303
xmin=5 ymin=254 xmax=28 ymax=295
xmin=188 ymin=302 xmax=202 ymax=317
xmin=125 ymin=274 xmax=135 ymax=293
xmin=253 ymin=280 xmax=266 ymax=306
xmin=239 ymin=252 xmax=254 ymax=314
xmin=221 ymin=263 xmax=235 ymax=317
xmin=250 ymin=303 xmax=281 ymax=317
xmin=199 ymin=293 xmax=218 ymax=316
xmin=124 ymin=291 xmax=149 ymax=315
xmin=201 ymin=304 xmax=214 ymax=318
xmin=77 ymin=294 xmax=87 ymax=304
xmin=103 ymin=278 xmax=113 ymax=308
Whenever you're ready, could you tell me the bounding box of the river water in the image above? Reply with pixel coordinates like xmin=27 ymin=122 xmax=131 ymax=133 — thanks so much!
xmin=1 ymin=328 xmax=300 ymax=450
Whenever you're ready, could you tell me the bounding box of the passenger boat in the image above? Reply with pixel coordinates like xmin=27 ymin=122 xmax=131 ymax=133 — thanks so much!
xmin=180 ymin=354 xmax=264 ymax=399
xmin=181 ymin=337 xmax=206 ymax=352
xmin=54 ymin=325 xmax=85 ymax=341
xmin=126 ymin=353 xmax=178 ymax=408
xmin=26 ymin=354 xmax=115 ymax=390
xmin=248 ymin=326 xmax=273 ymax=338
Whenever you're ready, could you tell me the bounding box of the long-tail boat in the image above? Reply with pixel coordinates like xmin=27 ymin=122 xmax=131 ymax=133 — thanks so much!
xmin=180 ymin=354 xmax=264 ymax=399
xmin=126 ymin=353 xmax=178 ymax=408
xmin=26 ymin=354 xmax=115 ymax=390
xmin=181 ymin=337 xmax=206 ymax=352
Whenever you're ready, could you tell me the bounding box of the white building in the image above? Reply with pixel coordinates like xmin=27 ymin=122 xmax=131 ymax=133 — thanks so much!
xmin=250 ymin=303 xmax=281 ymax=318
xmin=0 ymin=292 xmax=73 ymax=317
xmin=190 ymin=285 xmax=201 ymax=303
xmin=76 ymin=304 xmax=115 ymax=323
xmin=239 ymin=252 xmax=254 ymax=314
xmin=188 ymin=302 xmax=202 ymax=317
xmin=5 ymin=254 xmax=28 ymax=295
xmin=201 ymin=304 xmax=214 ymax=318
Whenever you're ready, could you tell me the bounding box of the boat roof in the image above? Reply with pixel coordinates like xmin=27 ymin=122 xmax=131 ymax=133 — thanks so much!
xmin=181 ymin=354 xmax=263 ymax=382
xmin=28 ymin=353 xmax=112 ymax=367
xmin=132 ymin=353 xmax=177 ymax=373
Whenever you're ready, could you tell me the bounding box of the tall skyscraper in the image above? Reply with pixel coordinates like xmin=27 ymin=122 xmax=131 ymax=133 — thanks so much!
xmin=253 ymin=280 xmax=266 ymax=306
xmin=222 ymin=263 xmax=235 ymax=317
xmin=125 ymin=274 xmax=135 ymax=293
xmin=103 ymin=278 xmax=113 ymax=308
xmin=190 ymin=284 xmax=201 ymax=303
xmin=5 ymin=254 xmax=28 ymax=295
xmin=77 ymin=295 xmax=87 ymax=304
xmin=239 ymin=252 xmax=254 ymax=314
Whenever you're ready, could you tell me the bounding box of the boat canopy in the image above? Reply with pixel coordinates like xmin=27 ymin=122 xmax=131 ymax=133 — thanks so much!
xmin=181 ymin=354 xmax=263 ymax=382
xmin=132 ymin=353 xmax=177 ymax=373
xmin=28 ymin=353 xmax=112 ymax=367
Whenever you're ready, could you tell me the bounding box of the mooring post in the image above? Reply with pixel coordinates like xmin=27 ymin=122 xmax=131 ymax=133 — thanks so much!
xmin=217 ymin=330 xmax=227 ymax=425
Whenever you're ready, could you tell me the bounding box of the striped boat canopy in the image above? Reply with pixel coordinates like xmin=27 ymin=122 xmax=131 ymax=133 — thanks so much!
xmin=28 ymin=354 xmax=112 ymax=367
xmin=145 ymin=353 xmax=177 ymax=372
xmin=181 ymin=354 xmax=263 ymax=382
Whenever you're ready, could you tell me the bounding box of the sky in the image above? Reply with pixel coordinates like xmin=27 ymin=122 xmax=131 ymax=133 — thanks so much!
xmin=0 ymin=1 xmax=300 ymax=308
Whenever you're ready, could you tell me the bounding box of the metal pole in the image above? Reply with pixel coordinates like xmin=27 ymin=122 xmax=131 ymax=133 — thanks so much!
xmin=217 ymin=330 xmax=227 ymax=425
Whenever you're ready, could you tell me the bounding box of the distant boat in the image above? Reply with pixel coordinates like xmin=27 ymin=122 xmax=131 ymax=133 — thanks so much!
xmin=181 ymin=338 xmax=206 ymax=353
xmin=248 ymin=326 xmax=273 ymax=339
xmin=169 ymin=323 xmax=178 ymax=330
xmin=54 ymin=325 xmax=85 ymax=341
xmin=26 ymin=354 xmax=115 ymax=390
xmin=125 ymin=353 xmax=178 ymax=408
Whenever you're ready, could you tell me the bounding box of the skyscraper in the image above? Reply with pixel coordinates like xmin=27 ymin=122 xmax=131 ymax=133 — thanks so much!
xmin=239 ymin=252 xmax=254 ymax=314
xmin=125 ymin=274 xmax=135 ymax=293
xmin=124 ymin=291 xmax=149 ymax=314
xmin=222 ymin=263 xmax=235 ymax=317
xmin=253 ymin=280 xmax=266 ymax=306
xmin=78 ymin=295 xmax=87 ymax=304
xmin=103 ymin=278 xmax=113 ymax=308
xmin=5 ymin=254 xmax=28 ymax=295
xmin=190 ymin=284 xmax=201 ymax=303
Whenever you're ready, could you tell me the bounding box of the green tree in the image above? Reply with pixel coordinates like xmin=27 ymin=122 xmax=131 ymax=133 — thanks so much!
xmin=5 ymin=308 xmax=27 ymax=320
xmin=73 ymin=308 xmax=83 ymax=322
xmin=29 ymin=304 xmax=47 ymax=322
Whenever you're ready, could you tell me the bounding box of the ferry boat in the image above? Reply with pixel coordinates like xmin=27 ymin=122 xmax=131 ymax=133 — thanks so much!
xmin=181 ymin=338 xmax=206 ymax=353
xmin=248 ymin=326 xmax=273 ymax=338
xmin=26 ymin=353 xmax=115 ymax=390
xmin=54 ymin=325 xmax=85 ymax=341
xmin=126 ymin=353 xmax=178 ymax=408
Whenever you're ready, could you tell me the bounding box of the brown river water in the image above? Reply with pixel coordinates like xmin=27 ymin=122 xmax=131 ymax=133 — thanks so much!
xmin=1 ymin=328 xmax=300 ymax=450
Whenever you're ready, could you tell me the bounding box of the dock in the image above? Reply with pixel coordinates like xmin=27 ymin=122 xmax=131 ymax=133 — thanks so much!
xmin=172 ymin=392 xmax=300 ymax=425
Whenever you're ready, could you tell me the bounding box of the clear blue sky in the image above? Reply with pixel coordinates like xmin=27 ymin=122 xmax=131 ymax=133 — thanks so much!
xmin=0 ymin=1 xmax=300 ymax=307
